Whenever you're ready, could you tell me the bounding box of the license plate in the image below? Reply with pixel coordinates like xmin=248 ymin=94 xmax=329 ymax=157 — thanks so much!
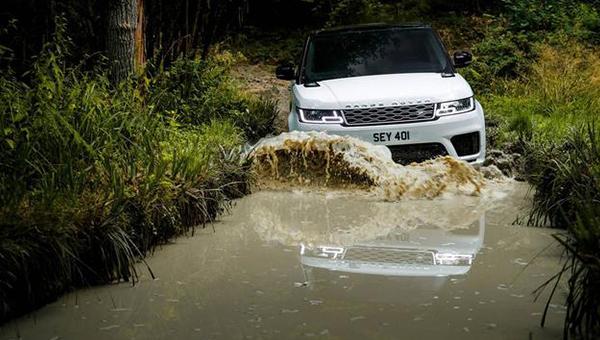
xmin=372 ymin=131 xmax=410 ymax=143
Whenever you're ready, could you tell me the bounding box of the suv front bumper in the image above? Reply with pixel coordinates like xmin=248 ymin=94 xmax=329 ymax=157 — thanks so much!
xmin=288 ymin=101 xmax=486 ymax=166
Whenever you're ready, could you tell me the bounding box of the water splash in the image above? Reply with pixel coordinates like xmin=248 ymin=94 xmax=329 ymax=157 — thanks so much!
xmin=250 ymin=131 xmax=486 ymax=200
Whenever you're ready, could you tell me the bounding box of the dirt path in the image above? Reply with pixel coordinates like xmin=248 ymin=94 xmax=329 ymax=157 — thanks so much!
xmin=233 ymin=63 xmax=291 ymax=133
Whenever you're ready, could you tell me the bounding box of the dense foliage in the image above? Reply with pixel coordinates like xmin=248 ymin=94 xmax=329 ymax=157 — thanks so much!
xmin=147 ymin=53 xmax=278 ymax=142
xmin=0 ymin=24 xmax=275 ymax=322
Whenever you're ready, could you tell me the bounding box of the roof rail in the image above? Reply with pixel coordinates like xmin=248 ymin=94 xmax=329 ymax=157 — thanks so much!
xmin=313 ymin=22 xmax=430 ymax=35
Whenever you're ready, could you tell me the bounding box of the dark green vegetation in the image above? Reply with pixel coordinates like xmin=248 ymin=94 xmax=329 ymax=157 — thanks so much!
xmin=1 ymin=0 xmax=600 ymax=337
xmin=0 ymin=22 xmax=277 ymax=322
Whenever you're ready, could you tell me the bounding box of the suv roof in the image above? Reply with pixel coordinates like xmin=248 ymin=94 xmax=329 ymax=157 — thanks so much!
xmin=312 ymin=23 xmax=430 ymax=36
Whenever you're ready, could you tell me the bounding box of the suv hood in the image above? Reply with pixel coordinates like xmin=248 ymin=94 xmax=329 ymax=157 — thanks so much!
xmin=293 ymin=73 xmax=474 ymax=110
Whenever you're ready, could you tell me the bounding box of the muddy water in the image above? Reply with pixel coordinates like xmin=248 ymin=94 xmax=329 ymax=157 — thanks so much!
xmin=0 ymin=182 xmax=565 ymax=340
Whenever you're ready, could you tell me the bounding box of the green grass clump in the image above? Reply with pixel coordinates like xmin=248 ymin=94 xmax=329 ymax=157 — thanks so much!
xmin=527 ymin=125 xmax=599 ymax=228
xmin=0 ymin=28 xmax=256 ymax=322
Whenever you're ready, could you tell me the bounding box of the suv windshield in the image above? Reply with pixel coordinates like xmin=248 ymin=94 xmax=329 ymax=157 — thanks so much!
xmin=303 ymin=28 xmax=451 ymax=83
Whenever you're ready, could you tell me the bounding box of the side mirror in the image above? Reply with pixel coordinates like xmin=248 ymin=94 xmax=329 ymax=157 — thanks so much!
xmin=453 ymin=51 xmax=473 ymax=68
xmin=276 ymin=63 xmax=296 ymax=80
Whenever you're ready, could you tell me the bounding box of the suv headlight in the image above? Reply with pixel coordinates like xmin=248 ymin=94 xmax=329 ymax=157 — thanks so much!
xmin=435 ymin=97 xmax=475 ymax=116
xmin=298 ymin=109 xmax=344 ymax=124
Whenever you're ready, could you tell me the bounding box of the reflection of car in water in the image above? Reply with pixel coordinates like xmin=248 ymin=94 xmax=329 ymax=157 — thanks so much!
xmin=244 ymin=191 xmax=491 ymax=303
xmin=300 ymin=215 xmax=484 ymax=278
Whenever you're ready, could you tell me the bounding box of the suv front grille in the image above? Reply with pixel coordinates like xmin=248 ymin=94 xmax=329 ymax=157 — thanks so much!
xmin=387 ymin=143 xmax=448 ymax=165
xmin=343 ymin=247 xmax=435 ymax=266
xmin=341 ymin=103 xmax=436 ymax=126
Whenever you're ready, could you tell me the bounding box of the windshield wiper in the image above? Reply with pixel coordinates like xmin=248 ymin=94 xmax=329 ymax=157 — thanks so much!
xmin=304 ymin=82 xmax=320 ymax=87
xmin=441 ymin=63 xmax=455 ymax=77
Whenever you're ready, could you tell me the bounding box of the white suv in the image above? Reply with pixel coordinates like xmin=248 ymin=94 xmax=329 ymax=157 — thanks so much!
xmin=276 ymin=23 xmax=485 ymax=165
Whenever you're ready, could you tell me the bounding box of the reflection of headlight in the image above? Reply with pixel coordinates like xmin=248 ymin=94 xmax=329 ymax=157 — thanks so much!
xmin=301 ymin=244 xmax=345 ymax=259
xmin=298 ymin=109 xmax=344 ymax=124
xmin=435 ymin=97 xmax=475 ymax=116
xmin=434 ymin=253 xmax=473 ymax=266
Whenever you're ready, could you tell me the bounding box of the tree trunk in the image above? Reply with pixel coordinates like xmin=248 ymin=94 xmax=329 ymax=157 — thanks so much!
xmin=107 ymin=0 xmax=137 ymax=84
xmin=134 ymin=0 xmax=146 ymax=72
xmin=201 ymin=1 xmax=219 ymax=60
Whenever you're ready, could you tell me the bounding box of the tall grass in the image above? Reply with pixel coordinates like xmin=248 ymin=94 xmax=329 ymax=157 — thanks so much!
xmin=548 ymin=203 xmax=600 ymax=339
xmin=535 ymin=180 xmax=600 ymax=339
xmin=481 ymin=43 xmax=600 ymax=150
xmin=529 ymin=126 xmax=598 ymax=340
xmin=0 ymin=25 xmax=258 ymax=322
xmin=527 ymin=125 xmax=599 ymax=228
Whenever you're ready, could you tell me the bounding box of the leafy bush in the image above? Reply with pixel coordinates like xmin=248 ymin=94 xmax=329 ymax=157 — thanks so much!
xmin=574 ymin=3 xmax=600 ymax=43
xmin=503 ymin=0 xmax=571 ymax=33
xmin=148 ymin=52 xmax=278 ymax=141
xmin=463 ymin=27 xmax=527 ymax=92
xmin=464 ymin=1 xmax=600 ymax=92
xmin=148 ymin=52 xmax=245 ymax=125
xmin=503 ymin=0 xmax=600 ymax=44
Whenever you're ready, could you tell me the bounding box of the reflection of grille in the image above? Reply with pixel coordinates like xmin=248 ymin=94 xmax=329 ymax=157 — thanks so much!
xmin=342 ymin=104 xmax=435 ymax=126
xmin=343 ymin=247 xmax=435 ymax=266
xmin=387 ymin=143 xmax=448 ymax=165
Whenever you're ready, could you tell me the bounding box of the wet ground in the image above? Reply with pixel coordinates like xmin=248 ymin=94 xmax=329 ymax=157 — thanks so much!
xmin=0 ymin=182 xmax=565 ymax=340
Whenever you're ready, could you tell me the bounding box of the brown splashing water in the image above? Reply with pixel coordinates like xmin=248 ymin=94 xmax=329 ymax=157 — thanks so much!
xmin=251 ymin=131 xmax=486 ymax=200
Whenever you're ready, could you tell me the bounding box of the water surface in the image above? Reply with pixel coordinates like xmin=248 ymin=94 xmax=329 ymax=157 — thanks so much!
xmin=0 ymin=183 xmax=565 ymax=339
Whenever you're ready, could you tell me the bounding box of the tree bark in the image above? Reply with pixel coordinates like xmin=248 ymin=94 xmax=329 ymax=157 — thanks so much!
xmin=107 ymin=0 xmax=137 ymax=84
xmin=134 ymin=0 xmax=146 ymax=72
